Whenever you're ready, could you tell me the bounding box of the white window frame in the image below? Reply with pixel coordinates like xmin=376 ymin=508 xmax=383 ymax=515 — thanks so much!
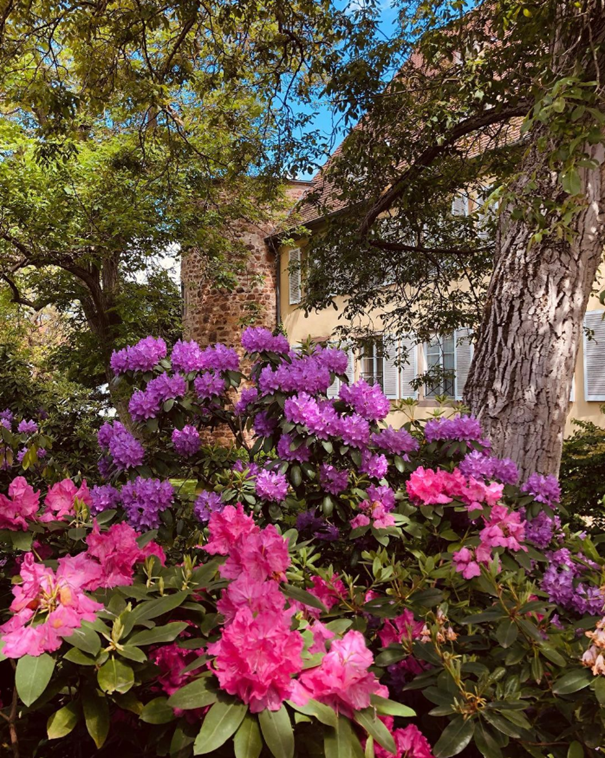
xmin=424 ymin=333 xmax=456 ymax=398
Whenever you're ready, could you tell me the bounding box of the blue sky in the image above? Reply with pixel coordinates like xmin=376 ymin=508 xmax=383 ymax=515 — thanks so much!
xmin=294 ymin=0 xmax=400 ymax=179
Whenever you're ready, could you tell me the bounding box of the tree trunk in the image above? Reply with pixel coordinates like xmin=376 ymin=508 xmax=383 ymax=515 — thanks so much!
xmin=464 ymin=141 xmax=605 ymax=479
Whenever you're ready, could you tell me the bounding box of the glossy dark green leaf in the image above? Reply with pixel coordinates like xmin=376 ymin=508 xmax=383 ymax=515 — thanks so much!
xmin=495 ymin=619 xmax=517 ymax=648
xmin=193 ymin=699 xmax=247 ymax=754
xmin=140 ymin=696 xmax=176 ymax=724
xmin=281 ymin=583 xmax=328 ymax=613
xmin=552 ymin=669 xmax=592 ymax=695
xmin=474 ymin=722 xmax=502 ymax=758
xmin=66 ymin=621 xmax=101 ymax=655
xmin=47 ymin=702 xmax=80 ymax=739
xmin=288 ymin=698 xmax=338 ymax=727
xmin=97 ymin=657 xmax=135 ymax=694
xmin=82 ymin=686 xmax=110 ymax=749
xmin=433 ymin=716 xmax=475 ymax=758
xmin=128 ymin=621 xmax=188 ymax=646
xmin=234 ymin=714 xmax=263 ymax=758
xmin=354 ymin=708 xmax=396 ymax=753
xmin=16 ymin=653 xmax=55 ymax=707
xmin=259 ymin=705 xmax=294 ymax=758
xmin=168 ymin=676 xmax=218 ymax=710
xmin=370 ymin=695 xmax=415 ymax=718
xmin=324 ymin=714 xmax=364 ymax=758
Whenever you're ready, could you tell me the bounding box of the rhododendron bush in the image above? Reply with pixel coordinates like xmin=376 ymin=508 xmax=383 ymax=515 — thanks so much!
xmin=1 ymin=331 xmax=604 ymax=758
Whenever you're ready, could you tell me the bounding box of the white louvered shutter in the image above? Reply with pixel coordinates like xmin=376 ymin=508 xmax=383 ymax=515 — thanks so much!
xmin=584 ymin=311 xmax=605 ymax=401
xmin=454 ymin=328 xmax=473 ymax=400
xmin=288 ymin=248 xmax=301 ymax=305
xmin=345 ymin=348 xmax=356 ymax=385
xmin=400 ymin=335 xmax=417 ymax=399
xmin=382 ymin=336 xmax=399 ymax=400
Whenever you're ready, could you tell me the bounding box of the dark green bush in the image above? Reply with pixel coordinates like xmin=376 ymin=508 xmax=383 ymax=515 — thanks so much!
xmin=560 ymin=418 xmax=605 ymax=531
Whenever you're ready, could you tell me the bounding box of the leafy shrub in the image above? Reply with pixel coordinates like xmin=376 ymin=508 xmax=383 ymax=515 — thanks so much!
xmin=560 ymin=419 xmax=605 ymax=531
xmin=1 ymin=330 xmax=604 ymax=758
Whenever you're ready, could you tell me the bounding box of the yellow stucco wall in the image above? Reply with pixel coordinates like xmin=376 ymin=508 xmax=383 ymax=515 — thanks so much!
xmin=278 ymin=244 xmax=605 ymax=435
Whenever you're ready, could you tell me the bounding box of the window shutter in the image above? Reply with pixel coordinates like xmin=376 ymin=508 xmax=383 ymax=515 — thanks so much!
xmin=584 ymin=311 xmax=605 ymax=401
xmin=288 ymin=248 xmax=301 ymax=305
xmin=454 ymin=329 xmax=473 ymax=401
xmin=382 ymin=336 xmax=399 ymax=400
xmin=400 ymin=336 xmax=417 ymax=399
xmin=345 ymin=348 xmax=356 ymax=385
xmin=452 ymin=193 xmax=469 ymax=216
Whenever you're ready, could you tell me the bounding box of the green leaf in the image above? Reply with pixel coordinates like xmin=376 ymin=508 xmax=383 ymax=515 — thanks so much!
xmin=474 ymin=722 xmax=502 ymax=758
xmin=354 ymin=708 xmax=396 ymax=754
xmin=482 ymin=711 xmax=521 ymax=739
xmin=234 ymin=714 xmax=263 ymax=758
xmin=140 ymin=697 xmax=176 ymax=724
xmin=64 ymin=647 xmax=96 ymax=666
xmin=10 ymin=531 xmax=33 ymax=551
xmin=562 ymin=167 xmax=582 ymax=196
xmin=16 ymin=653 xmax=55 ymax=707
xmin=193 ymin=699 xmax=247 ymax=754
xmin=97 ymin=657 xmax=135 ymax=695
xmin=552 ymin=669 xmax=592 ymax=695
xmin=47 ymin=702 xmax=80 ymax=739
xmin=288 ymin=698 xmax=338 ymax=727
xmin=433 ymin=716 xmax=475 ymax=758
xmin=594 ymin=676 xmax=605 ymax=706
xmin=495 ymin=619 xmax=517 ymax=648
xmin=66 ymin=622 xmax=101 ymax=655
xmin=168 ymin=676 xmax=219 ymax=710
xmin=568 ymin=741 xmax=584 ymax=758
xmin=324 ymin=714 xmax=364 ymax=758
xmin=259 ymin=705 xmax=294 ymax=758
xmin=82 ymin=686 xmax=110 ymax=749
xmin=128 ymin=621 xmax=188 ymax=646
xmin=170 ymin=720 xmax=198 ymax=758
xmin=131 ymin=590 xmax=189 ymax=622
xmin=370 ymin=695 xmax=415 ymax=718
xmin=119 ymin=645 xmax=147 ymax=663
xmin=281 ymin=583 xmax=327 ymax=613
xmin=539 ymin=644 xmax=566 ymax=667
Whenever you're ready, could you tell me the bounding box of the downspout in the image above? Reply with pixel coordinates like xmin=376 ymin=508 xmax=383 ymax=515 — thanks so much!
xmin=266 ymin=234 xmax=281 ymax=329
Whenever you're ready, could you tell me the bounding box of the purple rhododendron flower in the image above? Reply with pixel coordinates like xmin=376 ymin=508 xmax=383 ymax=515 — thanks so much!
xmin=194 ymin=491 xmax=225 ymax=524
xmin=314 ymin=346 xmax=349 ymax=375
xmin=277 ymin=433 xmax=311 ymax=462
xmin=172 ymin=425 xmax=201 ymax=457
xmin=0 ymin=408 xmax=14 ymax=424
xmin=108 ymin=427 xmax=145 ymax=470
xmin=255 ymin=470 xmax=288 ymax=502
xmin=198 ymin=344 xmax=240 ymax=372
xmin=371 ymin=426 xmax=419 ymax=456
xmin=253 ymin=411 xmax=277 ymax=438
xmin=17 ymin=448 xmax=27 ymax=463
xmin=459 ymin=450 xmax=519 ymax=485
xmin=339 ymin=380 xmax=391 ymax=422
xmin=367 ymin=484 xmax=396 ymax=511
xmin=424 ymin=414 xmax=484 ymax=443
xmin=147 ymin=373 xmax=187 ymax=404
xmin=129 ymin=389 xmax=161 ymax=421
xmin=522 ymin=473 xmax=561 ymax=507
xmin=111 ymin=336 xmax=167 ymax=374
xmin=335 ymin=413 xmax=371 ymax=448
xmin=90 ymin=485 xmax=121 ymax=515
xmin=241 ymin=327 xmax=290 ymax=354
xmin=121 ymin=477 xmax=174 ymax=530
xmin=525 ymin=511 xmax=562 ymax=549
xmin=37 ymin=448 xmax=47 ymax=458
xmin=320 ymin=464 xmax=349 ymax=496
xmin=18 ymin=420 xmax=38 ymax=435
xmin=171 ymin=339 xmax=205 ymax=372
xmin=235 ymin=387 xmax=258 ymax=415
xmin=360 ymin=450 xmax=388 ymax=480
xmin=194 ymin=372 xmax=225 ymax=400
xmin=259 ymin=355 xmax=332 ymax=395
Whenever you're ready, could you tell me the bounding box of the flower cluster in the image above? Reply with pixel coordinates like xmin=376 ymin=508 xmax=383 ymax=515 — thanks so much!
xmin=582 ymin=617 xmax=605 ymax=676
xmin=193 ymin=490 xmax=225 ymax=524
xmin=458 ymin=450 xmax=519 ymax=484
xmin=172 ymin=425 xmax=201 ymax=457
xmin=372 ymin=425 xmax=419 ymax=456
xmin=521 ymin=472 xmax=561 ymax=507
xmin=98 ymin=421 xmax=144 ymax=470
xmin=424 ymin=414 xmax=486 ymax=444
xmin=121 ymin=477 xmax=174 ymax=530
xmin=129 ymin=372 xmax=187 ymax=421
xmin=340 ymin=379 xmax=391 ymax=421
xmin=241 ymin=326 xmax=290 ymax=354
xmin=542 ymin=548 xmax=604 ymax=616
xmin=110 ymin=336 xmax=167 ymax=373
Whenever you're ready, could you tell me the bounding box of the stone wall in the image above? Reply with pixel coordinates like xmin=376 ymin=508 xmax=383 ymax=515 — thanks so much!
xmin=182 ymin=180 xmax=309 ymax=349
xmin=181 ymin=180 xmax=309 ymax=446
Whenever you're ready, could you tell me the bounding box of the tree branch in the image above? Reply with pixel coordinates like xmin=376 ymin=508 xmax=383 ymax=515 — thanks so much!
xmin=0 ymin=274 xmax=46 ymax=311
xmin=369 ymin=239 xmax=492 ymax=256
xmin=357 ymin=101 xmax=531 ymax=236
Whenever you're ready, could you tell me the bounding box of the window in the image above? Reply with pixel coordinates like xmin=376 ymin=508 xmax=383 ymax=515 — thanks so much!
xmin=361 ymin=339 xmax=384 ymax=388
xmin=288 ymin=248 xmax=301 ymax=305
xmin=326 ymin=344 xmax=356 ymax=398
xmin=451 ymin=193 xmax=469 ymax=216
xmin=425 ymin=334 xmax=455 ymax=397
xmin=584 ymin=311 xmax=605 ymax=401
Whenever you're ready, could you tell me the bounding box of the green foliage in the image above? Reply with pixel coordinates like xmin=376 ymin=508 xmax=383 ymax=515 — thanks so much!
xmin=560 ymin=420 xmax=605 ymax=531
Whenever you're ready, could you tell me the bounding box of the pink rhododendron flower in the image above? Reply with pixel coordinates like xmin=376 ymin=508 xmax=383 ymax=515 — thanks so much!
xmin=292 ymin=631 xmax=384 ymax=717
xmin=460 ymin=478 xmax=503 ymax=512
xmin=406 ymin=467 xmax=458 ymax=505
xmin=39 ymin=479 xmax=92 ymax=523
xmin=308 ymin=620 xmax=335 ymax=654
xmin=203 ymin=504 xmax=259 ymax=555
xmin=452 ymin=544 xmax=494 ymax=579
xmin=217 ymin=575 xmax=287 ymax=623
xmin=208 ymin=607 xmax=304 ymax=712
xmin=378 ymin=610 xmax=424 ymax=648
xmin=151 ymin=643 xmax=197 ymax=696
xmin=0 ymin=553 xmax=103 ymax=657
xmin=220 ymin=524 xmax=290 ymax=582
xmin=0 ymin=477 xmax=40 ymax=530
xmin=374 ymin=725 xmax=435 ymax=758
xmin=371 ymin=503 xmax=396 ymax=529
xmin=351 ymin=514 xmax=370 ymax=529
xmin=85 ymin=522 xmax=165 ymax=589
xmin=480 ymin=504 xmax=527 ymax=552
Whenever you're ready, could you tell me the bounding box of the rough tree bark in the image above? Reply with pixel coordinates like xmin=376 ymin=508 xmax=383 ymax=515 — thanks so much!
xmin=464 ymin=140 xmax=605 ymax=478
